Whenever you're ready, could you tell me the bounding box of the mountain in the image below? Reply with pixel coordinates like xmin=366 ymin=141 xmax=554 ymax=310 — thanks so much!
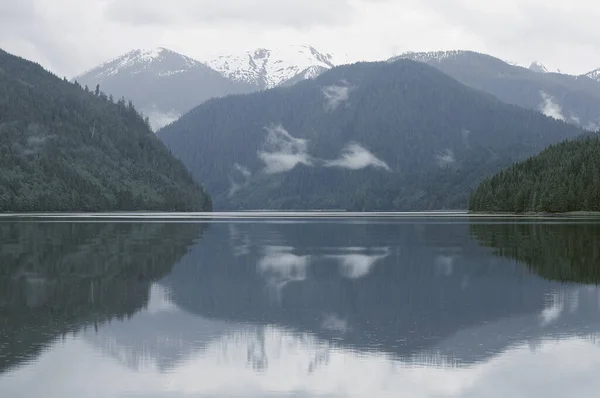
xmin=585 ymin=68 xmax=600 ymax=82
xmin=0 ymin=48 xmax=211 ymax=212
xmin=74 ymin=48 xmax=254 ymax=130
xmin=393 ymin=50 xmax=600 ymax=130
xmin=157 ymin=58 xmax=583 ymax=211
xmin=469 ymin=133 xmax=600 ymax=213
xmin=529 ymin=61 xmax=549 ymax=73
xmin=205 ymin=45 xmax=343 ymax=90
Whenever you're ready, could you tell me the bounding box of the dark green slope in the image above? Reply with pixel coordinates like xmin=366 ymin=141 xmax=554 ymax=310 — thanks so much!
xmin=0 ymin=220 xmax=204 ymax=373
xmin=0 ymin=49 xmax=211 ymax=212
xmin=470 ymin=134 xmax=600 ymax=213
xmin=471 ymin=222 xmax=600 ymax=284
xmin=158 ymin=59 xmax=584 ymax=210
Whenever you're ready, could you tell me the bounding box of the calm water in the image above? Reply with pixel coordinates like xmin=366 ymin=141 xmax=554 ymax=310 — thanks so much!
xmin=1 ymin=214 xmax=600 ymax=397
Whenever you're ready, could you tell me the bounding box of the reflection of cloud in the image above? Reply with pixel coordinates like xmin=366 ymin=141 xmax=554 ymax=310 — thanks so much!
xmin=258 ymin=125 xmax=312 ymax=174
xmin=145 ymin=284 xmax=177 ymax=314
xmin=328 ymin=247 xmax=390 ymax=279
xmin=322 ymin=82 xmax=352 ymax=111
xmin=435 ymin=255 xmax=455 ymax=277
xmin=228 ymin=224 xmax=251 ymax=257
xmin=324 ymin=143 xmax=390 ymax=171
xmin=539 ymin=91 xmax=565 ymax=121
xmin=321 ymin=313 xmax=349 ymax=334
xmin=8 ymin=326 xmax=600 ymax=398
xmin=541 ymin=292 xmax=564 ymax=326
xmin=257 ymin=246 xmax=311 ymax=292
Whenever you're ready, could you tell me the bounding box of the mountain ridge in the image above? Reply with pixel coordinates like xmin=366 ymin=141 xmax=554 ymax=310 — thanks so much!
xmin=205 ymin=45 xmax=344 ymax=89
xmin=392 ymin=50 xmax=600 ymax=130
xmin=0 ymin=48 xmax=211 ymax=212
xmin=157 ymin=58 xmax=584 ymax=211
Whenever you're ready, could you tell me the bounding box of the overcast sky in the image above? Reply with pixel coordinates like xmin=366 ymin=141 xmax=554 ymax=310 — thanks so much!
xmin=1 ymin=0 xmax=600 ymax=78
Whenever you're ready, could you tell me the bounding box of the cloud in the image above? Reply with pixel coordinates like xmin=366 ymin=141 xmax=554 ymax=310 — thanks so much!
xmin=258 ymin=125 xmax=313 ymax=174
xmin=539 ymin=91 xmax=565 ymax=121
xmin=104 ymin=0 xmax=354 ymax=29
xmin=324 ymin=143 xmax=391 ymax=171
xmin=228 ymin=163 xmax=253 ymax=197
xmin=6 ymin=0 xmax=600 ymax=81
xmin=322 ymin=82 xmax=353 ymax=111
xmin=143 ymin=110 xmax=181 ymax=131
xmin=435 ymin=148 xmax=456 ymax=168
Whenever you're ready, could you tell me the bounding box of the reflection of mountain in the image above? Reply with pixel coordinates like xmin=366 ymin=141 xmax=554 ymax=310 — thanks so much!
xmin=154 ymin=220 xmax=600 ymax=366
xmin=82 ymin=284 xmax=234 ymax=372
xmin=470 ymin=221 xmax=600 ymax=284
xmin=0 ymin=221 xmax=203 ymax=374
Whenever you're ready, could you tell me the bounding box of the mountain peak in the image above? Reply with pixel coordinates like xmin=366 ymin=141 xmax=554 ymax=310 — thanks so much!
xmin=585 ymin=68 xmax=600 ymax=82
xmin=529 ymin=61 xmax=548 ymax=73
xmin=206 ymin=45 xmax=344 ymax=89
xmin=76 ymin=47 xmax=202 ymax=80
xmin=392 ymin=50 xmax=468 ymax=63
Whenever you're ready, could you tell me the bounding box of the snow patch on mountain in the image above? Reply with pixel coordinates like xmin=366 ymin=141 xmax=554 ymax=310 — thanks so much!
xmin=529 ymin=61 xmax=549 ymax=73
xmin=77 ymin=47 xmax=202 ymax=80
xmin=393 ymin=50 xmax=465 ymax=64
xmin=585 ymin=68 xmax=600 ymax=82
xmin=206 ymin=45 xmax=344 ymax=89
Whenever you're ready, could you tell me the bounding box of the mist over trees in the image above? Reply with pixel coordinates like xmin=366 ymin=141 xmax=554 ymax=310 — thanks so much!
xmin=158 ymin=59 xmax=583 ymax=210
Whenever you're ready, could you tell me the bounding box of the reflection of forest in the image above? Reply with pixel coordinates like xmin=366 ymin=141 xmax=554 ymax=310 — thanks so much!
xmin=470 ymin=221 xmax=600 ymax=284
xmin=0 ymin=221 xmax=204 ymax=374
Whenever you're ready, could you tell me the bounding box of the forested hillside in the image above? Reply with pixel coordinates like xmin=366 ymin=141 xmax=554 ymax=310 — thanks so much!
xmin=158 ymin=59 xmax=583 ymax=210
xmin=469 ymin=134 xmax=600 ymax=213
xmin=0 ymin=49 xmax=211 ymax=212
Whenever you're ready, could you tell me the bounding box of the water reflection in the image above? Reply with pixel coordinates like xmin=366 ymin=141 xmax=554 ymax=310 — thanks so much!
xmin=2 ymin=218 xmax=600 ymax=397
xmin=471 ymin=220 xmax=600 ymax=284
xmin=0 ymin=221 xmax=203 ymax=374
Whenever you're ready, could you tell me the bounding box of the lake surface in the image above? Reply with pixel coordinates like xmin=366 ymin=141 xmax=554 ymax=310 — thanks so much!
xmin=1 ymin=214 xmax=600 ymax=397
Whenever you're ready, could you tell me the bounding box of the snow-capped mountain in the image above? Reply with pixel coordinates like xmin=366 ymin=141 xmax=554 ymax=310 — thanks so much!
xmin=529 ymin=61 xmax=549 ymax=73
xmin=75 ymin=48 xmax=254 ymax=130
xmin=392 ymin=50 xmax=465 ymax=64
xmin=77 ymin=48 xmax=201 ymax=80
xmin=206 ymin=45 xmax=344 ymax=89
xmin=585 ymin=68 xmax=600 ymax=82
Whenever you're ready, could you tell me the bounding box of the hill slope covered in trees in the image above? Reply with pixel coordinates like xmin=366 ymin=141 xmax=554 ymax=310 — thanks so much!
xmin=469 ymin=134 xmax=600 ymax=213
xmin=0 ymin=49 xmax=211 ymax=212
xmin=158 ymin=59 xmax=583 ymax=210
